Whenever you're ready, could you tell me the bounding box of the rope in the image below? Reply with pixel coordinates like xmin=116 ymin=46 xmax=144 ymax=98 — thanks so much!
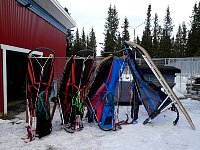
xmin=31 ymin=54 xmax=52 ymax=76
xmin=36 ymin=91 xmax=50 ymax=120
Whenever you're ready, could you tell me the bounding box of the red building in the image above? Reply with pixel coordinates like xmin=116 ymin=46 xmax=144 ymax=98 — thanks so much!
xmin=0 ymin=0 xmax=76 ymax=115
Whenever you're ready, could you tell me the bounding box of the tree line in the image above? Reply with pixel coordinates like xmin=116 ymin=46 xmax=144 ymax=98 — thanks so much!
xmin=67 ymin=1 xmax=200 ymax=58
xmin=66 ymin=27 xmax=97 ymax=56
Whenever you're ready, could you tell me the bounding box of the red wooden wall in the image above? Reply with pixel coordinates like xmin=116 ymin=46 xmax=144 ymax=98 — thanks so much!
xmin=0 ymin=0 xmax=68 ymax=113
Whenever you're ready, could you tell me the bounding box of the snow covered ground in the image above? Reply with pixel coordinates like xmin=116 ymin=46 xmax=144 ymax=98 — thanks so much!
xmin=0 ymin=75 xmax=200 ymax=150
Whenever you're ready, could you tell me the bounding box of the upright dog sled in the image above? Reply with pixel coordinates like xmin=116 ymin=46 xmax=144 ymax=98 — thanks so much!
xmin=125 ymin=41 xmax=195 ymax=130
xmin=57 ymin=51 xmax=95 ymax=133
xmin=87 ymin=56 xmax=127 ymax=130
xmin=87 ymin=41 xmax=195 ymax=131
xmin=26 ymin=47 xmax=55 ymax=141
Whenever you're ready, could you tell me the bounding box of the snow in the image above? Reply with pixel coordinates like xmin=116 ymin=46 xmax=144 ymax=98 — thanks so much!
xmin=0 ymin=75 xmax=200 ymax=150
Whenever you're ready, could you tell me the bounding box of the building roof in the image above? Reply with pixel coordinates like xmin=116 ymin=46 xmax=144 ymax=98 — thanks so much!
xmin=34 ymin=0 xmax=76 ymax=29
xmin=17 ymin=0 xmax=76 ymax=33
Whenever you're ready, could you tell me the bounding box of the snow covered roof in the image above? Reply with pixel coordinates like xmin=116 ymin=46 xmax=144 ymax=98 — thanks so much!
xmin=34 ymin=0 xmax=76 ymax=29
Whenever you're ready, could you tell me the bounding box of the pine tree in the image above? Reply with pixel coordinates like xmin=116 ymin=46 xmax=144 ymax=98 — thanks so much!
xmin=141 ymin=4 xmax=153 ymax=56
xmin=121 ymin=17 xmax=130 ymax=43
xmin=160 ymin=6 xmax=173 ymax=57
xmin=102 ymin=5 xmax=119 ymax=56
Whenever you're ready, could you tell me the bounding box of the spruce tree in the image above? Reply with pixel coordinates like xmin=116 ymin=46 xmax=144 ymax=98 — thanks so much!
xmin=136 ymin=36 xmax=141 ymax=45
xmin=102 ymin=29 xmax=111 ymax=56
xmin=152 ymin=13 xmax=160 ymax=57
xmin=66 ymin=29 xmax=73 ymax=56
xmin=116 ymin=32 xmax=122 ymax=50
xmin=174 ymin=24 xmax=182 ymax=57
xmin=86 ymin=35 xmax=90 ymax=49
xmin=171 ymin=36 xmax=175 ymax=57
xmin=88 ymin=27 xmax=97 ymax=56
xmin=121 ymin=17 xmax=130 ymax=43
xmin=102 ymin=5 xmax=119 ymax=56
xmin=72 ymin=28 xmax=81 ymax=55
xmin=160 ymin=6 xmax=173 ymax=57
xmin=188 ymin=2 xmax=200 ymax=56
xmin=181 ymin=22 xmax=188 ymax=57
xmin=173 ymin=22 xmax=188 ymax=58
xmin=141 ymin=4 xmax=153 ymax=56
xmin=81 ymin=27 xmax=86 ymax=49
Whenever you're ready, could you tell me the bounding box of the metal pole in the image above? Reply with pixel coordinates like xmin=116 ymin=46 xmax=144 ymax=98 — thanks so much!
xmin=134 ymin=29 xmax=136 ymax=59
xmin=130 ymin=21 xmax=145 ymax=60
xmin=134 ymin=29 xmax=136 ymax=42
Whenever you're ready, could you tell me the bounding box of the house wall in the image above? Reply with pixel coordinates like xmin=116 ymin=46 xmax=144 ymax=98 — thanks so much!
xmin=0 ymin=0 xmax=68 ymax=113
xmin=0 ymin=51 xmax=3 ymax=113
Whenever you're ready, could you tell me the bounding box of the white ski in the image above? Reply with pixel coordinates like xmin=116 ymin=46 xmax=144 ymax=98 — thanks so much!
xmin=125 ymin=41 xmax=195 ymax=130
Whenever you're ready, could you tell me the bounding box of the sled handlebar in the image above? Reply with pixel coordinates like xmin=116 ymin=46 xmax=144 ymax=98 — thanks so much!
xmin=28 ymin=47 xmax=55 ymax=57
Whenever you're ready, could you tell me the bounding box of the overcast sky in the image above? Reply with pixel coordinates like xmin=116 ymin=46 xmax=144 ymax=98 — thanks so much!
xmin=57 ymin=0 xmax=198 ymax=55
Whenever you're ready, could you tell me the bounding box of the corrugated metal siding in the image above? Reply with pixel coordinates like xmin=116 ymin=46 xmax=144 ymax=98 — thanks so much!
xmin=0 ymin=0 xmax=67 ymax=112
xmin=0 ymin=0 xmax=66 ymax=55
xmin=54 ymin=57 xmax=67 ymax=86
